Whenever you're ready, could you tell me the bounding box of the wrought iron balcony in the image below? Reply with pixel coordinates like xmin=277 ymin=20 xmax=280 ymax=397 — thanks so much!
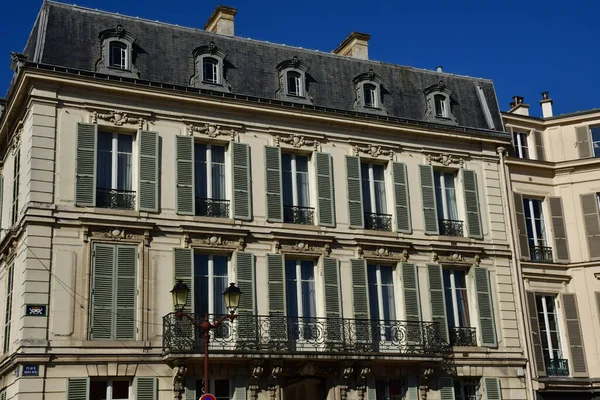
xmin=545 ymin=358 xmax=569 ymax=376
xmin=96 ymin=188 xmax=136 ymax=210
xmin=449 ymin=326 xmax=477 ymax=347
xmin=438 ymin=219 xmax=464 ymax=236
xmin=283 ymin=205 xmax=315 ymax=225
xmin=530 ymin=246 xmax=553 ymax=263
xmin=364 ymin=212 xmax=392 ymax=231
xmin=195 ymin=198 xmax=230 ymax=218
xmin=163 ymin=313 xmax=450 ymax=357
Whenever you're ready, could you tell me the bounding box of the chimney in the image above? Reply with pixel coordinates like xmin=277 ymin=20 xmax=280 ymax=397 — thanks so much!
xmin=436 ymin=66 xmax=443 ymax=73
xmin=508 ymin=95 xmax=530 ymax=116
xmin=332 ymin=32 xmax=371 ymax=60
xmin=204 ymin=6 xmax=237 ymax=36
xmin=540 ymin=91 xmax=553 ymax=118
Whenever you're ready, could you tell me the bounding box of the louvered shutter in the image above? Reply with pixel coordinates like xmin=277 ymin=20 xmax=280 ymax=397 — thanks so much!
xmin=315 ymin=152 xmax=335 ymax=227
xmin=526 ymin=291 xmax=546 ymax=376
xmin=138 ymin=130 xmax=159 ymax=212
xmin=0 ymin=390 xmax=5 ymax=400
xmin=345 ymin=155 xmax=364 ymax=229
xmin=3 ymin=261 xmax=13 ymax=352
xmin=406 ymin=376 xmax=418 ymax=400
xmin=427 ymin=264 xmax=448 ymax=342
xmin=0 ymin=176 xmax=4 ymax=228
xmin=91 ymin=244 xmax=115 ymax=339
xmin=402 ymin=263 xmax=420 ymax=321
xmin=534 ymin=130 xmax=545 ymax=161
xmin=265 ymin=146 xmax=283 ymax=222
xmin=483 ymin=377 xmax=502 ymax=400
xmin=513 ymin=193 xmax=530 ymax=260
xmin=548 ymin=197 xmax=569 ymax=261
xmin=176 ymin=135 xmax=194 ymax=215
xmin=351 ymin=259 xmax=370 ymax=342
xmin=75 ymin=123 xmax=97 ymax=206
xmin=67 ymin=378 xmax=89 ymax=400
xmin=184 ymin=377 xmax=196 ymax=400
xmin=174 ymin=248 xmax=194 ymax=312
xmin=562 ymin=293 xmax=588 ymax=377
xmin=323 ymin=257 xmax=341 ymax=342
xmin=236 ymin=251 xmax=256 ymax=341
xmin=234 ymin=376 xmax=248 ymax=400
xmin=463 ymin=170 xmax=483 ymax=239
xmin=438 ymin=377 xmax=454 ymax=400
xmin=581 ymin=193 xmax=600 ymax=260
xmin=419 ymin=165 xmax=439 ymax=235
xmin=475 ymin=267 xmax=497 ymax=347
xmin=576 ymin=126 xmax=592 ymax=159
xmin=392 ymin=162 xmax=411 ymax=233
xmin=267 ymin=253 xmax=286 ymax=340
xmin=115 ymin=245 xmax=137 ymax=340
xmin=135 ymin=377 xmax=157 ymax=400
xmin=366 ymin=378 xmax=376 ymax=400
xmin=232 ymin=142 xmax=252 ymax=220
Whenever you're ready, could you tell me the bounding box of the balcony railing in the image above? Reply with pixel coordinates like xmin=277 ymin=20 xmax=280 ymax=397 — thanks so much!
xmin=364 ymin=212 xmax=392 ymax=231
xmin=449 ymin=327 xmax=477 ymax=347
xmin=283 ymin=205 xmax=315 ymax=225
xmin=438 ymin=219 xmax=464 ymax=236
xmin=96 ymin=188 xmax=136 ymax=210
xmin=195 ymin=198 xmax=230 ymax=218
xmin=545 ymin=358 xmax=569 ymax=376
xmin=530 ymin=246 xmax=553 ymax=263
xmin=163 ymin=313 xmax=450 ymax=356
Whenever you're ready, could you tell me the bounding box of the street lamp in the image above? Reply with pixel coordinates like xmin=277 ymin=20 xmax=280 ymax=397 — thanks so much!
xmin=171 ymin=281 xmax=242 ymax=396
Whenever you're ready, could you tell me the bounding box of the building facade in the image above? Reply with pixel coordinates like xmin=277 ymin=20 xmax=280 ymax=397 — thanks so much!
xmin=0 ymin=2 xmax=528 ymax=399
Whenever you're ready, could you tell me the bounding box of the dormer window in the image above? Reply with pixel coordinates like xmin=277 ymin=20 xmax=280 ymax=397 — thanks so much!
xmin=287 ymin=71 xmax=303 ymax=97
xmin=363 ymin=84 xmax=378 ymax=108
xmin=276 ymin=57 xmax=312 ymax=104
xmin=352 ymin=70 xmax=387 ymax=115
xmin=191 ymin=42 xmax=230 ymax=92
xmin=424 ymin=81 xmax=457 ymax=125
xmin=203 ymin=57 xmax=220 ymax=84
xmin=97 ymin=25 xmax=138 ymax=77
xmin=434 ymin=94 xmax=448 ymax=117
xmin=109 ymin=41 xmax=128 ymax=69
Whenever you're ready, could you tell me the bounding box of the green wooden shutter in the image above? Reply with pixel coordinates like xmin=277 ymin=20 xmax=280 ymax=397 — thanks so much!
xmin=232 ymin=142 xmax=252 ymax=220
xmin=236 ymin=251 xmax=256 ymax=341
xmin=67 ymin=377 xmax=90 ymax=400
xmin=176 ymin=135 xmax=194 ymax=215
xmin=0 ymin=389 xmax=5 ymax=400
xmin=138 ymin=130 xmax=159 ymax=212
xmin=91 ymin=244 xmax=115 ymax=339
xmin=174 ymin=248 xmax=194 ymax=312
xmin=267 ymin=253 xmax=286 ymax=340
xmin=265 ymin=146 xmax=283 ymax=222
xmin=75 ymin=123 xmax=97 ymax=206
xmin=115 ymin=245 xmax=137 ymax=340
xmin=483 ymin=377 xmax=502 ymax=400
xmin=315 ymin=152 xmax=335 ymax=227
xmin=419 ymin=165 xmax=439 ymax=235
xmin=576 ymin=126 xmax=592 ymax=159
xmin=526 ymin=291 xmax=546 ymax=376
xmin=475 ymin=267 xmax=497 ymax=347
xmin=548 ymin=197 xmax=569 ymax=261
xmin=135 ymin=377 xmax=157 ymax=400
xmin=392 ymin=162 xmax=411 ymax=233
xmin=346 ymin=155 xmax=364 ymax=229
xmin=184 ymin=377 xmax=196 ymax=400
xmin=3 ymin=261 xmax=13 ymax=352
xmin=427 ymin=264 xmax=448 ymax=342
xmin=463 ymin=170 xmax=483 ymax=239
xmin=351 ymin=259 xmax=370 ymax=342
xmin=534 ymin=130 xmax=545 ymax=161
xmin=581 ymin=193 xmax=600 ymax=260
xmin=0 ymin=176 xmax=4 ymax=228
xmin=401 ymin=263 xmax=421 ymax=320
xmin=323 ymin=257 xmax=341 ymax=342
xmin=513 ymin=193 xmax=530 ymax=260
xmin=406 ymin=376 xmax=418 ymax=400
xmin=234 ymin=376 xmax=248 ymax=400
xmin=562 ymin=293 xmax=588 ymax=377
xmin=366 ymin=378 xmax=376 ymax=400
xmin=438 ymin=377 xmax=454 ymax=400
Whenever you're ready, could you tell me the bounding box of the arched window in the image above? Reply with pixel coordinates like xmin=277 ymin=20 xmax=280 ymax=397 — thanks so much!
xmin=434 ymin=94 xmax=448 ymax=117
xmin=363 ymin=83 xmax=378 ymax=108
xmin=203 ymin=57 xmax=220 ymax=84
xmin=286 ymin=71 xmax=303 ymax=97
xmin=108 ymin=41 xmax=128 ymax=69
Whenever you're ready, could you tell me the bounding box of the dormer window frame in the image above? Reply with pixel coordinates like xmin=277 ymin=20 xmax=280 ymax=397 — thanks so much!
xmin=276 ymin=57 xmax=312 ymax=104
xmin=353 ymin=70 xmax=387 ymax=115
xmin=285 ymin=70 xmax=304 ymax=98
xmin=202 ymin=56 xmax=221 ymax=85
xmin=424 ymin=81 xmax=458 ymax=125
xmin=192 ymin=42 xmax=230 ymax=92
xmin=107 ymin=40 xmax=130 ymax=70
xmin=97 ymin=25 xmax=138 ymax=78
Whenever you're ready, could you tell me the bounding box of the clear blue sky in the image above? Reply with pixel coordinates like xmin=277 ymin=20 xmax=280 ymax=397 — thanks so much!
xmin=0 ymin=0 xmax=597 ymax=117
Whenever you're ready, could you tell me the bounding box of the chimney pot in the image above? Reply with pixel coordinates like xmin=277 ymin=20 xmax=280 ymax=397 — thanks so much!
xmin=509 ymin=95 xmax=530 ymax=116
xmin=542 ymin=91 xmax=549 ymax=100
xmin=332 ymin=32 xmax=371 ymax=60
xmin=436 ymin=66 xmax=443 ymax=73
xmin=204 ymin=5 xmax=237 ymax=36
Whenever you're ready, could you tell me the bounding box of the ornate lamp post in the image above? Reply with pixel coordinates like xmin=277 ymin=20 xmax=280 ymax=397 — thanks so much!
xmin=171 ymin=280 xmax=242 ymax=396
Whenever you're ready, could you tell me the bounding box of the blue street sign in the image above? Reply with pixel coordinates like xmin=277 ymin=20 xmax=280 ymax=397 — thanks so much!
xmin=22 ymin=365 xmax=39 ymax=376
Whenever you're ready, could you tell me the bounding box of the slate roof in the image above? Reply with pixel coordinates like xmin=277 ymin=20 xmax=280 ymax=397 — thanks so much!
xmin=20 ymin=1 xmax=505 ymax=134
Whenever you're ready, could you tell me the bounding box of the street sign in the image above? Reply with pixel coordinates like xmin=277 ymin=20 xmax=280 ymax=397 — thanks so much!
xmin=200 ymin=395 xmax=216 ymax=400
xmin=22 ymin=365 xmax=39 ymax=376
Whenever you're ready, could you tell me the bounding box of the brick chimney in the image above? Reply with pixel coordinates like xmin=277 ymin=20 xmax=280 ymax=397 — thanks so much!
xmin=332 ymin=32 xmax=370 ymax=60
xmin=204 ymin=6 xmax=237 ymax=36
xmin=540 ymin=91 xmax=553 ymax=118
xmin=508 ymin=95 xmax=530 ymax=116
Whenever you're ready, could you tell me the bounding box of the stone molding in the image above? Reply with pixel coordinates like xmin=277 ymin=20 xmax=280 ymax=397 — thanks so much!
xmin=275 ymin=133 xmax=320 ymax=150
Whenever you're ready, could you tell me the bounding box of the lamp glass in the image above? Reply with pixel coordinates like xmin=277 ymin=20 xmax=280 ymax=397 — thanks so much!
xmin=171 ymin=280 xmax=189 ymax=311
xmin=223 ymin=283 xmax=242 ymax=313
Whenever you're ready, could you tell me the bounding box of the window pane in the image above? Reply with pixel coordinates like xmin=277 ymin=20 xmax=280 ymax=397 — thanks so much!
xmin=194 ymin=254 xmax=209 ymax=315
xmin=285 ymin=260 xmax=298 ymax=317
xmin=194 ymin=143 xmax=207 ymax=199
xmin=213 ymin=256 xmax=228 ymax=315
xmin=282 ymin=154 xmax=293 ymax=206
xmin=364 ymin=84 xmax=376 ymax=107
xmin=434 ymin=95 xmax=446 ymax=117
xmin=112 ymin=381 xmax=129 ymax=399
xmin=434 ymin=171 xmax=444 ymax=219
xmin=203 ymin=58 xmax=218 ymax=83
xmin=381 ymin=283 xmax=396 ymax=321
xmin=443 ymin=173 xmax=458 ymax=220
xmin=591 ymin=127 xmax=600 ymax=157
xmin=212 ymin=145 xmax=225 ymax=164
xmin=297 ymin=171 xmax=310 ymax=207
xmin=97 ymin=132 xmax=113 ymax=190
xmin=117 ymin=135 xmax=133 ymax=191
xmin=214 ymin=379 xmax=230 ymax=399
xmin=367 ymin=265 xmax=380 ymax=320
xmin=361 ymin=164 xmax=372 ymax=212
xmin=90 ymin=381 xmax=108 ymax=400
xmin=287 ymin=72 xmax=301 ymax=96
xmin=109 ymin=42 xmax=127 ymax=68
xmin=443 ymin=270 xmax=456 ymax=329
xmin=301 ymin=280 xmax=316 ymax=318
xmin=212 ymin=162 xmax=226 ymax=200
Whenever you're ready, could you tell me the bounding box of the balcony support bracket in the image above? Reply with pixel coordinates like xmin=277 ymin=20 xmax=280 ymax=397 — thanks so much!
xmin=172 ymin=363 xmax=187 ymax=400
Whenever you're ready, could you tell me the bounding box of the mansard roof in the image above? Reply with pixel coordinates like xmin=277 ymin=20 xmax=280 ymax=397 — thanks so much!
xmin=21 ymin=1 xmax=505 ymax=135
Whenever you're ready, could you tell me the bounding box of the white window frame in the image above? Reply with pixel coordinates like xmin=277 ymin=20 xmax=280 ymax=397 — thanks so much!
xmin=434 ymin=94 xmax=449 ymax=118
xmin=513 ymin=130 xmax=530 ymax=159
xmin=286 ymin=258 xmax=317 ymax=319
xmin=195 ymin=143 xmax=227 ymax=201
xmin=98 ymin=132 xmax=137 ymax=193
xmin=202 ymin=57 xmax=221 ymax=84
xmin=591 ymin=126 xmax=600 ymax=157
xmin=523 ymin=198 xmax=548 ymax=248
xmin=434 ymin=170 xmax=460 ymax=220
xmin=195 ymin=254 xmax=232 ymax=316
xmin=283 ymin=153 xmax=311 ymax=208
xmin=444 ymin=269 xmax=471 ymax=328
xmin=108 ymin=40 xmax=129 ymax=70
xmin=94 ymin=379 xmax=133 ymax=400
xmin=286 ymin=71 xmax=303 ymax=97
xmin=537 ymin=294 xmax=564 ymax=361
xmin=361 ymin=162 xmax=388 ymax=215
xmin=363 ymin=83 xmax=378 ymax=108
xmin=369 ymin=264 xmax=396 ymax=322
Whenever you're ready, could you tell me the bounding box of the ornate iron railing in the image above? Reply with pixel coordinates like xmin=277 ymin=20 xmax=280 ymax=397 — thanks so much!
xmin=530 ymin=246 xmax=553 ymax=263
xmin=546 ymin=358 xmax=569 ymax=376
xmin=283 ymin=205 xmax=315 ymax=225
xmin=438 ymin=219 xmax=464 ymax=236
xmin=163 ymin=313 xmax=450 ymax=356
xmin=364 ymin=212 xmax=392 ymax=231
xmin=449 ymin=327 xmax=477 ymax=347
xmin=96 ymin=188 xmax=136 ymax=210
xmin=195 ymin=198 xmax=230 ymax=218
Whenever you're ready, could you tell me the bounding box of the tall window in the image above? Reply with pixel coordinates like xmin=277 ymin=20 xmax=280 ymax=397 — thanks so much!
xmin=197 ymin=380 xmax=231 ymax=400
xmin=108 ymin=41 xmax=128 ymax=69
xmin=513 ymin=131 xmax=530 ymax=159
xmin=536 ymin=295 xmax=563 ymax=363
xmin=454 ymin=379 xmax=479 ymax=400
xmin=10 ymin=147 xmax=19 ymax=225
xmin=90 ymin=379 xmax=131 ymax=400
xmin=287 ymin=71 xmax=303 ymax=97
xmin=282 ymin=153 xmax=312 ymax=224
xmin=523 ymin=198 xmax=550 ymax=261
xmin=375 ymin=380 xmax=403 ymax=400
xmin=96 ymin=132 xmax=135 ymax=210
xmin=434 ymin=94 xmax=448 ymax=117
xmin=363 ymin=84 xmax=378 ymax=108
xmin=591 ymin=127 xmax=600 ymax=157
xmin=443 ymin=269 xmax=474 ymax=346
xmin=434 ymin=171 xmax=461 ymax=236
xmin=194 ymin=254 xmax=229 ymax=317
xmin=194 ymin=143 xmax=227 ymax=218
xmin=203 ymin=57 xmax=220 ymax=84
xmin=285 ymin=259 xmax=316 ymax=339
xmin=361 ymin=163 xmax=390 ymax=231
xmin=368 ymin=264 xmax=396 ymax=340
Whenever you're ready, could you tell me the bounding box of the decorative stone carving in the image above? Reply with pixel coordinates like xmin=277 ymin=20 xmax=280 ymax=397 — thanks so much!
xmin=418 ymin=367 xmax=434 ymax=400
xmin=474 ymin=254 xmax=481 ymax=265
xmin=275 ymin=134 xmax=319 ymax=150
xmin=353 ymin=144 xmax=395 ymax=159
xmin=496 ymin=146 xmax=506 ymax=156
xmin=83 ymin=226 xmax=151 ymax=246
xmin=10 ymin=129 xmax=22 ymax=154
xmin=187 ymin=123 xmax=237 ymax=141
xmin=400 ymin=249 xmax=409 ymax=262
xmin=185 ymin=233 xmax=246 ymax=252
xmin=273 ymin=237 xmax=333 ymax=256
xmin=173 ymin=364 xmax=188 ymax=400
xmin=356 ymin=366 xmax=371 ymax=400
xmin=358 ymin=246 xmax=406 ymax=261
xmin=340 ymin=363 xmax=354 ymax=400
xmin=431 ymin=252 xmax=439 ymax=262
xmin=249 ymin=361 xmax=264 ymax=400
xmin=427 ymin=152 xmax=464 ymax=167
xmin=268 ymin=365 xmax=283 ymax=400
xmin=92 ymin=110 xmax=144 ymax=128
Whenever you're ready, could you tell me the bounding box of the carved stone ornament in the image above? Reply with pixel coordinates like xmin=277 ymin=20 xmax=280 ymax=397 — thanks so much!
xmin=173 ymin=364 xmax=188 ymax=400
xmin=92 ymin=110 xmax=144 ymax=128
xmin=358 ymin=245 xmax=407 ymax=262
xmin=249 ymin=361 xmax=264 ymax=400
xmin=275 ymin=134 xmax=319 ymax=150
xmin=274 ymin=239 xmax=330 ymax=256
xmin=185 ymin=234 xmax=246 ymax=251
xmin=10 ymin=129 xmax=22 ymax=154
xmin=496 ymin=146 xmax=506 ymax=156
xmin=268 ymin=365 xmax=283 ymax=400
xmin=356 ymin=367 xmax=371 ymax=400
xmin=83 ymin=226 xmax=151 ymax=246
xmin=354 ymin=144 xmax=395 ymax=159
xmin=418 ymin=367 xmax=434 ymax=400
xmin=340 ymin=363 xmax=354 ymax=400
xmin=427 ymin=152 xmax=464 ymax=167
xmin=187 ymin=123 xmax=237 ymax=141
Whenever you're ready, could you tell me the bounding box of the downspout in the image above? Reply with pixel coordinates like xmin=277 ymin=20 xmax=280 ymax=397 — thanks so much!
xmin=497 ymin=146 xmax=536 ymax=400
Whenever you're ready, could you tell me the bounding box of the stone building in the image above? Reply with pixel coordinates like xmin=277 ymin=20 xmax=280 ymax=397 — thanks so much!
xmin=0 ymin=1 xmax=528 ymax=399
